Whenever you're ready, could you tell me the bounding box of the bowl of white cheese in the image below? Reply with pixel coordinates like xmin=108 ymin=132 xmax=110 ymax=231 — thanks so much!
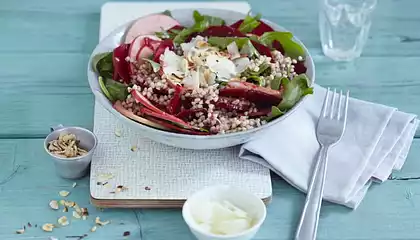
xmin=182 ymin=185 xmax=266 ymax=240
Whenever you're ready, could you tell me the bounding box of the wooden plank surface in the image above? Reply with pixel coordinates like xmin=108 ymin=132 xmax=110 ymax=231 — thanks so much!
xmin=0 ymin=0 xmax=420 ymax=137
xmin=0 ymin=0 xmax=420 ymax=239
xmin=0 ymin=139 xmax=419 ymax=240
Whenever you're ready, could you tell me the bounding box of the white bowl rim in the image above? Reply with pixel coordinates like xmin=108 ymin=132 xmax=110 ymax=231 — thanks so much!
xmin=181 ymin=184 xmax=267 ymax=238
xmin=87 ymin=8 xmax=316 ymax=140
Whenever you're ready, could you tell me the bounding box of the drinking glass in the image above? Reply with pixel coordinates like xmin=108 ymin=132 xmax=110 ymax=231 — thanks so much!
xmin=319 ymin=0 xmax=377 ymax=61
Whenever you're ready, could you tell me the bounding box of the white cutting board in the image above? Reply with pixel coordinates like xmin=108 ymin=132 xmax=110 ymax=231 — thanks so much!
xmin=90 ymin=1 xmax=272 ymax=208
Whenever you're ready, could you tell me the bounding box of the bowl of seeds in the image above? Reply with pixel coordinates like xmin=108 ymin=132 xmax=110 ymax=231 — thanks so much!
xmin=44 ymin=125 xmax=98 ymax=179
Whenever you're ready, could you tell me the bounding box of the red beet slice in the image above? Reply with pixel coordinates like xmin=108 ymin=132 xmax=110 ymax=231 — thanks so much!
xmin=153 ymin=39 xmax=174 ymax=62
xmin=131 ymin=89 xmax=165 ymax=114
xmin=176 ymin=108 xmax=207 ymax=121
xmin=113 ymin=101 xmax=168 ymax=131
xmin=201 ymin=25 xmax=246 ymax=37
xmin=214 ymin=97 xmax=252 ymax=112
xmin=145 ymin=116 xmax=211 ymax=135
xmin=251 ymin=40 xmax=273 ymax=60
xmin=166 ymin=84 xmax=183 ymax=114
xmin=113 ymin=43 xmax=131 ymax=83
xmin=294 ymin=61 xmax=307 ymax=74
xmin=219 ymin=81 xmax=282 ymax=106
xmin=230 ymin=19 xmax=274 ymax=36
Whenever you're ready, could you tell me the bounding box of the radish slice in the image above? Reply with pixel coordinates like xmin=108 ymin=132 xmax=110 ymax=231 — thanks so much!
xmin=113 ymin=101 xmax=169 ymax=131
xmin=131 ymin=89 xmax=165 ymax=114
xmin=128 ymin=35 xmax=162 ymax=73
xmin=124 ymin=14 xmax=180 ymax=43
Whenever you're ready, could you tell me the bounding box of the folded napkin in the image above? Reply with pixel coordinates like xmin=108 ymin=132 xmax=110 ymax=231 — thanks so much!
xmin=239 ymin=84 xmax=419 ymax=209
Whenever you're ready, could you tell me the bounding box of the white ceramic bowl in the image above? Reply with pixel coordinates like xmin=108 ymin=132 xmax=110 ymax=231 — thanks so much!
xmin=182 ymin=185 xmax=267 ymax=240
xmin=87 ymin=8 xmax=315 ymax=150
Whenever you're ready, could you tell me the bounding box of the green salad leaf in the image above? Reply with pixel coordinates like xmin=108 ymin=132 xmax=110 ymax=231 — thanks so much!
xmin=239 ymin=40 xmax=260 ymax=58
xmin=98 ymin=76 xmax=129 ymax=102
xmin=207 ymin=37 xmax=250 ymax=49
xmin=193 ymin=10 xmax=225 ymax=26
xmin=265 ymin=106 xmax=284 ymax=121
xmin=277 ymin=74 xmax=313 ymax=111
xmin=260 ymin=32 xmax=305 ymax=59
xmin=238 ymin=13 xmax=261 ymax=33
xmin=142 ymin=58 xmax=161 ymax=72
xmin=92 ymin=52 xmax=113 ymax=79
xmin=173 ymin=11 xmax=225 ymax=44
xmin=270 ymin=76 xmax=285 ymax=90
xmin=162 ymin=10 xmax=172 ymax=17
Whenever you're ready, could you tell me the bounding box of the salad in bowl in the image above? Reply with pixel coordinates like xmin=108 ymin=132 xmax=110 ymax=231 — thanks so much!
xmin=88 ymin=9 xmax=314 ymax=149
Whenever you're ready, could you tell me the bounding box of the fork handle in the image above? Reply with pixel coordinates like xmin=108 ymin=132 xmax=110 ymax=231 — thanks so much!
xmin=294 ymin=145 xmax=330 ymax=240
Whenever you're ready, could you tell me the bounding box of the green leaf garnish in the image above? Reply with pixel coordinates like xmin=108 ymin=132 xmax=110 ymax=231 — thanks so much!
xmin=240 ymin=40 xmax=260 ymax=58
xmin=259 ymin=32 xmax=305 ymax=59
xmin=92 ymin=52 xmax=113 ymax=79
xmin=193 ymin=10 xmax=225 ymax=26
xmin=265 ymin=106 xmax=284 ymax=121
xmin=162 ymin=10 xmax=172 ymax=17
xmin=207 ymin=37 xmax=250 ymax=49
xmin=270 ymin=76 xmax=285 ymax=90
xmin=98 ymin=76 xmax=129 ymax=102
xmin=98 ymin=76 xmax=115 ymax=102
xmin=277 ymin=74 xmax=313 ymax=111
xmin=142 ymin=58 xmax=161 ymax=72
xmin=173 ymin=11 xmax=225 ymax=44
xmin=238 ymin=13 xmax=262 ymax=33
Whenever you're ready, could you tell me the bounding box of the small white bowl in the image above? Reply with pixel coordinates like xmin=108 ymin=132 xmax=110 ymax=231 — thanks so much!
xmin=182 ymin=185 xmax=267 ymax=240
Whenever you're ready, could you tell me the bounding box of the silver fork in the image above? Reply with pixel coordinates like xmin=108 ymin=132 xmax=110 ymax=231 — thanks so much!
xmin=294 ymin=88 xmax=349 ymax=240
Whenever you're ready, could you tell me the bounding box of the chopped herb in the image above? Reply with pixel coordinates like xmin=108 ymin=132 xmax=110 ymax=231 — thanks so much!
xmin=192 ymin=10 xmax=225 ymax=26
xmin=142 ymin=58 xmax=161 ymax=73
xmin=265 ymin=106 xmax=284 ymax=121
xmin=277 ymin=74 xmax=313 ymax=111
xmin=162 ymin=10 xmax=172 ymax=17
xmin=238 ymin=12 xmax=262 ymax=33
xmin=260 ymin=32 xmax=305 ymax=59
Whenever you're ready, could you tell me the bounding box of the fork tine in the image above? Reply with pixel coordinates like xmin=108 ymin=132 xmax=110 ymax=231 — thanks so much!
xmin=321 ymin=88 xmax=330 ymax=117
xmin=336 ymin=90 xmax=343 ymax=120
xmin=329 ymin=88 xmax=337 ymax=119
xmin=343 ymin=90 xmax=350 ymax=122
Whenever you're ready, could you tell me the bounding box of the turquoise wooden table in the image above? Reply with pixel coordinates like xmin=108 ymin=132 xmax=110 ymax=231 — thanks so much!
xmin=1 ymin=0 xmax=420 ymax=239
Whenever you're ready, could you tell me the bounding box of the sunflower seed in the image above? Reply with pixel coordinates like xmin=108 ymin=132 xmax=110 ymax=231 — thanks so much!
xmin=59 ymin=191 xmax=70 ymax=197
xmin=49 ymin=200 xmax=59 ymax=210
xmin=42 ymin=223 xmax=55 ymax=232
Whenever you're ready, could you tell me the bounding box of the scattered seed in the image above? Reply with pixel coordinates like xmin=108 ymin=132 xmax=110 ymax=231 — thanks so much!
xmin=145 ymin=186 xmax=151 ymax=191
xmin=72 ymin=182 xmax=77 ymax=188
xmin=123 ymin=231 xmax=130 ymax=236
xmin=34 ymin=224 xmax=38 ymax=228
xmin=49 ymin=200 xmax=59 ymax=210
xmin=16 ymin=228 xmax=25 ymax=234
xmin=27 ymin=222 xmax=32 ymax=227
xmin=73 ymin=211 xmax=81 ymax=219
xmin=91 ymin=226 xmax=97 ymax=232
xmin=58 ymin=216 xmax=69 ymax=226
xmin=64 ymin=201 xmax=76 ymax=208
xmin=116 ymin=185 xmax=128 ymax=192
xmin=59 ymin=191 xmax=70 ymax=197
xmin=114 ymin=128 xmax=122 ymax=137
xmin=95 ymin=217 xmax=110 ymax=226
xmin=130 ymin=146 xmax=137 ymax=152
xmin=42 ymin=223 xmax=55 ymax=232
xmin=63 ymin=206 xmax=68 ymax=212
xmin=81 ymin=208 xmax=89 ymax=216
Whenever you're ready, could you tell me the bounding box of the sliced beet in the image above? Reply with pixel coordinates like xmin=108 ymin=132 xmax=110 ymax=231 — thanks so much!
xmin=153 ymin=39 xmax=174 ymax=62
xmin=113 ymin=101 xmax=168 ymax=131
xmin=113 ymin=43 xmax=131 ymax=83
xmin=139 ymin=107 xmax=198 ymax=130
xmin=176 ymin=108 xmax=207 ymax=121
xmin=166 ymin=84 xmax=183 ymax=114
xmin=272 ymin=40 xmax=285 ymax=54
xmin=219 ymin=81 xmax=282 ymax=106
xmin=251 ymin=40 xmax=273 ymax=60
xmin=294 ymin=61 xmax=307 ymax=74
xmin=230 ymin=19 xmax=274 ymax=36
xmin=215 ymin=97 xmax=252 ymax=112
xmin=201 ymin=25 xmax=246 ymax=37
xmin=131 ymin=89 xmax=165 ymax=114
xmin=145 ymin=116 xmax=211 ymax=135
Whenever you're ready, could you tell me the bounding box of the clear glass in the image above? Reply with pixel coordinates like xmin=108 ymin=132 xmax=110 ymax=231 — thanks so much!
xmin=319 ymin=0 xmax=377 ymax=61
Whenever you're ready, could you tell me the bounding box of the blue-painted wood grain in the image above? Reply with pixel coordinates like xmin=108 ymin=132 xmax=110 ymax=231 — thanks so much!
xmin=0 ymin=0 xmax=420 ymax=239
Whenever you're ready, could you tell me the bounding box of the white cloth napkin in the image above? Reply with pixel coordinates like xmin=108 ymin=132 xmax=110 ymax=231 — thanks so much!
xmin=239 ymin=84 xmax=419 ymax=209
